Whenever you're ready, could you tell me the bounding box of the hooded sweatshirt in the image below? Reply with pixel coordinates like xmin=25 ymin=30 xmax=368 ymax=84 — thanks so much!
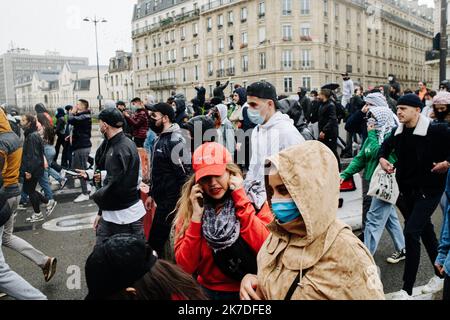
xmin=257 ymin=141 xmax=385 ymax=300
xmin=245 ymin=112 xmax=305 ymax=189
xmin=0 ymin=109 xmax=22 ymax=187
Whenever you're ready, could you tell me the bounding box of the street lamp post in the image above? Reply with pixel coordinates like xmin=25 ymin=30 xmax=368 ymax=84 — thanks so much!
xmin=83 ymin=16 xmax=107 ymax=112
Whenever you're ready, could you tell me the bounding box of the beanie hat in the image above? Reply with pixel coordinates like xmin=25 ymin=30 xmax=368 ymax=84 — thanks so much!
xmin=432 ymin=91 xmax=450 ymax=105
xmin=397 ymin=93 xmax=424 ymax=109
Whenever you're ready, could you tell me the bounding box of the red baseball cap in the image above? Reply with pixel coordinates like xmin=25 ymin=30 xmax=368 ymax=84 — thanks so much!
xmin=192 ymin=143 xmax=232 ymax=183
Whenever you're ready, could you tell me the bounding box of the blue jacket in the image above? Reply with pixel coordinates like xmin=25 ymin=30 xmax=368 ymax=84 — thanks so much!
xmin=436 ymin=169 xmax=450 ymax=276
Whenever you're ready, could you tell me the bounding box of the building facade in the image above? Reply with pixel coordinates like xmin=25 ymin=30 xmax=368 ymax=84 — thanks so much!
xmin=132 ymin=0 xmax=434 ymax=101
xmin=105 ymin=51 xmax=135 ymax=102
xmin=15 ymin=63 xmax=108 ymax=113
xmin=0 ymin=48 xmax=89 ymax=106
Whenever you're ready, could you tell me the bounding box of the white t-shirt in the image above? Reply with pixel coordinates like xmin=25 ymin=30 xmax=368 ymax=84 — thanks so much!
xmin=102 ymin=200 xmax=146 ymax=225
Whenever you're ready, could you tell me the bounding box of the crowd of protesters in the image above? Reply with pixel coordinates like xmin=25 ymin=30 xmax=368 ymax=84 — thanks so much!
xmin=0 ymin=72 xmax=449 ymax=301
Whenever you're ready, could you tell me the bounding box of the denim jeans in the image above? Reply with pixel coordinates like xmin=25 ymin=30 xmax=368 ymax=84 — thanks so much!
xmin=95 ymin=217 xmax=145 ymax=247
xmin=0 ymin=226 xmax=47 ymax=300
xmin=364 ymin=197 xmax=405 ymax=255
xmin=38 ymin=170 xmax=53 ymax=201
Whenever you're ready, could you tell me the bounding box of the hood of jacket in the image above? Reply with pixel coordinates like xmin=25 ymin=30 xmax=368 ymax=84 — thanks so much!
xmin=233 ymin=87 xmax=247 ymax=106
xmin=257 ymin=141 xmax=384 ymax=300
xmin=175 ymin=99 xmax=187 ymax=115
xmin=0 ymin=109 xmax=13 ymax=133
xmin=267 ymin=141 xmax=340 ymax=245
xmin=56 ymin=108 xmax=65 ymax=118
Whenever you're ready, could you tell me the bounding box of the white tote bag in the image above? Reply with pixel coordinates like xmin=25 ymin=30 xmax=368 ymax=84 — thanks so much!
xmin=368 ymin=164 xmax=400 ymax=205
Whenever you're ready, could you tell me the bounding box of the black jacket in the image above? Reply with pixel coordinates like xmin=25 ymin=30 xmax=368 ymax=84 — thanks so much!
xmin=21 ymin=129 xmax=45 ymax=178
xmin=91 ymin=132 xmax=141 ymax=211
xmin=379 ymin=119 xmax=450 ymax=194
xmin=68 ymin=111 xmax=92 ymax=151
xmin=195 ymin=86 xmax=206 ymax=105
xmin=345 ymin=109 xmax=368 ymax=141
xmin=150 ymin=124 xmax=189 ymax=208
xmin=55 ymin=117 xmax=66 ymax=136
xmin=213 ymin=81 xmax=230 ymax=101
xmin=318 ymin=100 xmax=339 ymax=138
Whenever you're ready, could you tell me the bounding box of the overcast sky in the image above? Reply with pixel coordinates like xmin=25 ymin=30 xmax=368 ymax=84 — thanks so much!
xmin=0 ymin=0 xmax=435 ymax=66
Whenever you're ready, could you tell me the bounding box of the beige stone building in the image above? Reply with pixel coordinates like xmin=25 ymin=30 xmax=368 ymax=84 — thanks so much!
xmin=105 ymin=51 xmax=135 ymax=102
xmin=132 ymin=0 xmax=434 ymax=101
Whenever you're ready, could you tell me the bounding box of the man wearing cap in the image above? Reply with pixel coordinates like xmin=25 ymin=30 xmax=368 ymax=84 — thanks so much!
xmin=78 ymin=108 xmax=145 ymax=245
xmin=145 ymin=103 xmax=189 ymax=258
xmin=379 ymin=93 xmax=450 ymax=300
xmin=244 ymin=81 xmax=305 ymax=208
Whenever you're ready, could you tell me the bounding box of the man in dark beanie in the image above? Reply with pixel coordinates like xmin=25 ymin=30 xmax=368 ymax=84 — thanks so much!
xmin=77 ymin=108 xmax=145 ymax=246
xmin=379 ymin=93 xmax=450 ymax=299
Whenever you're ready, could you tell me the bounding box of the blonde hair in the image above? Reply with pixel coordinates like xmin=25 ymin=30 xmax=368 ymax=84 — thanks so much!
xmin=173 ymin=163 xmax=243 ymax=241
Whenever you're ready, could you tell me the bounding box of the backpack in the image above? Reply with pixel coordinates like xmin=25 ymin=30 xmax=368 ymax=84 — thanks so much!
xmin=212 ymin=236 xmax=258 ymax=281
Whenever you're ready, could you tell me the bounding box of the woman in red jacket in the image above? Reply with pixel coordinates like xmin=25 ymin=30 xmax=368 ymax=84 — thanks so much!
xmin=173 ymin=142 xmax=272 ymax=300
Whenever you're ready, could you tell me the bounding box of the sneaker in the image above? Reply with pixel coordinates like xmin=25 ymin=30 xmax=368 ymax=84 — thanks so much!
xmin=0 ymin=292 xmax=6 ymax=298
xmin=25 ymin=213 xmax=45 ymax=223
xmin=74 ymin=193 xmax=90 ymax=203
xmin=46 ymin=200 xmax=57 ymax=218
xmin=387 ymin=249 xmax=406 ymax=264
xmin=421 ymin=275 xmax=445 ymax=294
xmin=42 ymin=257 xmax=57 ymax=282
xmin=390 ymin=290 xmax=413 ymax=300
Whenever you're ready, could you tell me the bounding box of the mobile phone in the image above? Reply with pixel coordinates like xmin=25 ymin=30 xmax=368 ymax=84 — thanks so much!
xmin=198 ymin=197 xmax=204 ymax=208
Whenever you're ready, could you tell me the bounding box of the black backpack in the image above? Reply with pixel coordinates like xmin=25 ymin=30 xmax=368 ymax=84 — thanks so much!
xmin=212 ymin=236 xmax=258 ymax=281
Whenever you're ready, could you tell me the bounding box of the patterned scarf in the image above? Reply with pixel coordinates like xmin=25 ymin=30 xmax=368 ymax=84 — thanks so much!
xmin=202 ymin=197 xmax=240 ymax=252
xmin=369 ymin=107 xmax=396 ymax=144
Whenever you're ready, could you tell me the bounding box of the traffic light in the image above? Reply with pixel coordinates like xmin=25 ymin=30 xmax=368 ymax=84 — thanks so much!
xmin=433 ymin=33 xmax=441 ymax=51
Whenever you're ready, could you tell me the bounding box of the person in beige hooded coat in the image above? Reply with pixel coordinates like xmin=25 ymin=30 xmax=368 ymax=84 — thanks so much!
xmin=240 ymin=141 xmax=385 ymax=300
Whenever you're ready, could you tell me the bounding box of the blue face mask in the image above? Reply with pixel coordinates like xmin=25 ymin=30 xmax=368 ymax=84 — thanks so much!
xmin=247 ymin=108 xmax=265 ymax=125
xmin=271 ymin=199 xmax=301 ymax=224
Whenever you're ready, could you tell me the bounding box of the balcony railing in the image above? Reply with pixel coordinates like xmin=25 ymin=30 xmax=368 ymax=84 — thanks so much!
xmin=201 ymin=0 xmax=240 ymax=12
xmin=217 ymin=69 xmax=226 ymax=78
xmin=132 ymin=9 xmax=200 ymax=38
xmin=148 ymin=79 xmax=177 ymax=89
xmin=299 ymin=61 xmax=315 ymax=70
xmin=300 ymin=35 xmax=312 ymax=42
xmin=226 ymin=67 xmax=236 ymax=76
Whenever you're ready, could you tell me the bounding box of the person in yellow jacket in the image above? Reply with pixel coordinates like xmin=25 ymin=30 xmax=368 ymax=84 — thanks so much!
xmin=240 ymin=141 xmax=385 ymax=300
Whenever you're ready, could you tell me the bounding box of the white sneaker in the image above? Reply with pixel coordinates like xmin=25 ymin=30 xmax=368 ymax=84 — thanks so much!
xmin=390 ymin=290 xmax=413 ymax=300
xmin=0 ymin=292 xmax=6 ymax=298
xmin=25 ymin=213 xmax=45 ymax=223
xmin=74 ymin=193 xmax=90 ymax=203
xmin=421 ymin=275 xmax=444 ymax=294
xmin=46 ymin=200 xmax=57 ymax=217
